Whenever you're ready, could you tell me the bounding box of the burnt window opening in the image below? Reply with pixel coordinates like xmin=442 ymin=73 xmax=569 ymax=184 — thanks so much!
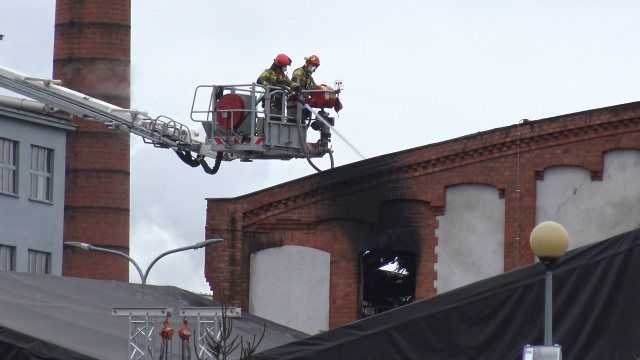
xmin=359 ymin=248 xmax=416 ymax=318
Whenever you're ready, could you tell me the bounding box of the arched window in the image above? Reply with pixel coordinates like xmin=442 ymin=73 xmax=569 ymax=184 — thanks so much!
xmin=359 ymin=248 xmax=416 ymax=318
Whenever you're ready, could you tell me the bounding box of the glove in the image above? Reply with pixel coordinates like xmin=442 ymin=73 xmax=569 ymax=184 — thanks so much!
xmin=294 ymin=85 xmax=302 ymax=95
xmin=334 ymin=98 xmax=343 ymax=113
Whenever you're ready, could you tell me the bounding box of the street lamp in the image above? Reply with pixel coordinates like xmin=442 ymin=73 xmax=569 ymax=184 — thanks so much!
xmin=529 ymin=221 xmax=569 ymax=347
xmin=64 ymin=238 xmax=224 ymax=285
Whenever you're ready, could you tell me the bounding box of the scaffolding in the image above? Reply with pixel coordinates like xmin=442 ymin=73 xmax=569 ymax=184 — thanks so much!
xmin=112 ymin=307 xmax=172 ymax=360
xmin=179 ymin=307 xmax=242 ymax=360
xmin=112 ymin=307 xmax=242 ymax=360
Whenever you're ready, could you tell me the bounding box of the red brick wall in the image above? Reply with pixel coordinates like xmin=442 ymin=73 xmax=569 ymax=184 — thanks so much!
xmin=56 ymin=0 xmax=131 ymax=281
xmin=206 ymin=102 xmax=640 ymax=328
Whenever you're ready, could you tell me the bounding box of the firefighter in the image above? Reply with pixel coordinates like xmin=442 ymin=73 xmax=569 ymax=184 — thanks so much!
xmin=257 ymin=54 xmax=300 ymax=118
xmin=287 ymin=55 xmax=320 ymax=119
xmin=293 ymin=55 xmax=319 ymax=92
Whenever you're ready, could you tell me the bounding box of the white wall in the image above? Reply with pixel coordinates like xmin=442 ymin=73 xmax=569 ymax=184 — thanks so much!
xmin=434 ymin=184 xmax=505 ymax=294
xmin=536 ymin=149 xmax=640 ymax=249
xmin=250 ymin=245 xmax=330 ymax=334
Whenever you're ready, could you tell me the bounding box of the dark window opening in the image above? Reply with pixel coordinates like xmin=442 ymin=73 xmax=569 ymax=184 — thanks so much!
xmin=359 ymin=248 xmax=416 ymax=318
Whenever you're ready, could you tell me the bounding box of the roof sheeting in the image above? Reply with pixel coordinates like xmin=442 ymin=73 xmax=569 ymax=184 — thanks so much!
xmin=0 ymin=272 xmax=307 ymax=359
xmin=254 ymin=229 xmax=640 ymax=360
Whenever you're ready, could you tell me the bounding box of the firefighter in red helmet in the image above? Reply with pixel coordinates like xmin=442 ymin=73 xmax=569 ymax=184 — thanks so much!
xmin=293 ymin=55 xmax=320 ymax=92
xmin=288 ymin=55 xmax=342 ymax=118
xmin=287 ymin=55 xmax=320 ymax=119
xmin=257 ymin=54 xmax=300 ymax=118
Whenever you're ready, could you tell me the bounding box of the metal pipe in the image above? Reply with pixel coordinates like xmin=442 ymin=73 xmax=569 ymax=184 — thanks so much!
xmin=0 ymin=94 xmax=56 ymax=114
xmin=544 ymin=270 xmax=553 ymax=346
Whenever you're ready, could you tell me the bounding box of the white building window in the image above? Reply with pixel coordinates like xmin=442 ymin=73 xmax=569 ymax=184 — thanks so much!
xmin=0 ymin=138 xmax=18 ymax=195
xmin=30 ymin=146 xmax=53 ymax=202
xmin=0 ymin=245 xmax=16 ymax=271
xmin=28 ymin=250 xmax=51 ymax=274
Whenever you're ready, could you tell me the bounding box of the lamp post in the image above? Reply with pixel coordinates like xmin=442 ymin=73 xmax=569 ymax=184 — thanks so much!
xmin=64 ymin=238 xmax=223 ymax=285
xmin=529 ymin=221 xmax=569 ymax=346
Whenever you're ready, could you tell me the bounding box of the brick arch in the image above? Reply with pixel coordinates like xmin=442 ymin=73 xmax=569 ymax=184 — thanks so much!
xmin=443 ymin=177 xmax=502 ymax=188
xmin=301 ymin=199 xmax=435 ymax=260
xmin=535 ymin=164 xmax=592 ymax=181
xmin=374 ymin=199 xmax=432 ymax=252
xmin=616 ymin=137 xmax=640 ymax=149
xmin=250 ymin=217 xmax=370 ymax=255
xmin=313 ymin=188 xmax=433 ymax=224
xmin=604 ymin=147 xmax=640 ymax=154
xmin=376 ymin=187 xmax=433 ymax=203
xmin=443 ymin=182 xmax=506 ymax=199
xmin=601 ymin=148 xmax=640 ymax=174
xmin=528 ymin=147 xmax=640 ymax=183
xmin=313 ymin=198 xmax=378 ymax=224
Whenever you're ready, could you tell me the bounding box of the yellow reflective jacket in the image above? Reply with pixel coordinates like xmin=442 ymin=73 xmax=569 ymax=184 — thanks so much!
xmin=257 ymin=69 xmax=294 ymax=88
xmin=291 ymin=66 xmax=316 ymax=91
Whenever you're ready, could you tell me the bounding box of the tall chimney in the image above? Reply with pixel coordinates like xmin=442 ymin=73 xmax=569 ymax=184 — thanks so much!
xmin=55 ymin=0 xmax=131 ymax=281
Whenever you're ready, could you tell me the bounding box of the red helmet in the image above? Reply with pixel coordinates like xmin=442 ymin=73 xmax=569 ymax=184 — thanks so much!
xmin=274 ymin=54 xmax=292 ymax=67
xmin=305 ymin=55 xmax=320 ymax=66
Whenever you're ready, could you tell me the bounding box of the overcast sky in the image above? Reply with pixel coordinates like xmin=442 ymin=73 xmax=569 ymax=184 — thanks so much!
xmin=3 ymin=1 xmax=640 ymax=293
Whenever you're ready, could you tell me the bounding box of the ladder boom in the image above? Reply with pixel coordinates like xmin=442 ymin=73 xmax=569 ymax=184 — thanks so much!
xmin=0 ymin=65 xmax=199 ymax=152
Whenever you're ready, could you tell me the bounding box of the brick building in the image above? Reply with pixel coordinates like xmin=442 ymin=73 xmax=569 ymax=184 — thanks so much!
xmin=204 ymin=101 xmax=640 ymax=333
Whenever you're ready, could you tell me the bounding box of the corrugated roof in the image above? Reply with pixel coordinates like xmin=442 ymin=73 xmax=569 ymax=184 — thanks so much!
xmin=0 ymin=272 xmax=307 ymax=359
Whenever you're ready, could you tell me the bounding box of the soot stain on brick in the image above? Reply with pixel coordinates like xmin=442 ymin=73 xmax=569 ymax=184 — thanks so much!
xmin=317 ymin=157 xmax=424 ymax=316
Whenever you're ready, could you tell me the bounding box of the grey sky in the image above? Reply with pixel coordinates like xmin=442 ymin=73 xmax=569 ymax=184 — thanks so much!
xmin=2 ymin=0 xmax=640 ymax=293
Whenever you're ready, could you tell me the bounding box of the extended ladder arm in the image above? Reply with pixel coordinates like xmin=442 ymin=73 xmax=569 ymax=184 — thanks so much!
xmin=0 ymin=65 xmax=202 ymax=153
xmin=0 ymin=65 xmax=228 ymax=174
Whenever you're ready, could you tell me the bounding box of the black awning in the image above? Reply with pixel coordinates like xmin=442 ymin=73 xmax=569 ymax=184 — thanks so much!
xmin=254 ymin=229 xmax=640 ymax=360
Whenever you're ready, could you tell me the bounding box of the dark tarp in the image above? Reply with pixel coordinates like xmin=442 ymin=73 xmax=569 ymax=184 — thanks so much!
xmin=0 ymin=326 xmax=96 ymax=360
xmin=254 ymin=229 xmax=640 ymax=360
xmin=0 ymin=272 xmax=307 ymax=360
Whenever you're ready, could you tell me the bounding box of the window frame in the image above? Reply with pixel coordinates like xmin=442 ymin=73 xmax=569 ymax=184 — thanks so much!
xmin=28 ymin=249 xmax=51 ymax=274
xmin=29 ymin=145 xmax=53 ymax=203
xmin=0 ymin=138 xmax=18 ymax=196
xmin=0 ymin=244 xmax=16 ymax=271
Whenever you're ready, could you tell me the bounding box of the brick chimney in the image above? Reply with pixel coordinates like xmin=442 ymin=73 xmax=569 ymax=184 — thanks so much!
xmin=55 ymin=0 xmax=131 ymax=281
